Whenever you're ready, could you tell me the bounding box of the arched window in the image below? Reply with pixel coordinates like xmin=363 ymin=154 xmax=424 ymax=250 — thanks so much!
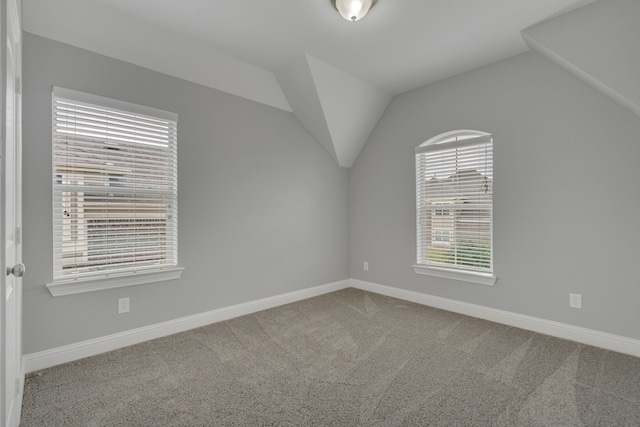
xmin=413 ymin=130 xmax=495 ymax=285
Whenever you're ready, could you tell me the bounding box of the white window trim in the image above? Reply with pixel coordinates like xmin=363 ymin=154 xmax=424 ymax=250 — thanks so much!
xmin=46 ymin=267 xmax=184 ymax=297
xmin=412 ymin=264 xmax=496 ymax=286
xmin=414 ymin=130 xmax=495 ymax=285
xmin=50 ymin=87 xmax=182 ymax=296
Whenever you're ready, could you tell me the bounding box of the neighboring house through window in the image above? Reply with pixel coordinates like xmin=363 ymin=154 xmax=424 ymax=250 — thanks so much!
xmin=47 ymin=87 xmax=183 ymax=296
xmin=413 ymin=130 xmax=496 ymax=286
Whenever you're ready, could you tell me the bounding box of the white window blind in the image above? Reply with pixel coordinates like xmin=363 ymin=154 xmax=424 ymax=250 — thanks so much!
xmin=416 ymin=134 xmax=493 ymax=274
xmin=52 ymin=87 xmax=178 ymax=283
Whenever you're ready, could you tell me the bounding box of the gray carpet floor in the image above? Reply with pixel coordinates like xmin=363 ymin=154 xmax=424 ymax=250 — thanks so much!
xmin=21 ymin=288 xmax=640 ymax=426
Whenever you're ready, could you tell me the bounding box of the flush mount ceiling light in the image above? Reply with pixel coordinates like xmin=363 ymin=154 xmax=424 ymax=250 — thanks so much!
xmin=333 ymin=0 xmax=376 ymax=22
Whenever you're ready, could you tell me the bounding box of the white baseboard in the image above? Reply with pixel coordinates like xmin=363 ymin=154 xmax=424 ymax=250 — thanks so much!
xmin=25 ymin=277 xmax=640 ymax=373
xmin=24 ymin=279 xmax=350 ymax=373
xmin=350 ymin=279 xmax=640 ymax=358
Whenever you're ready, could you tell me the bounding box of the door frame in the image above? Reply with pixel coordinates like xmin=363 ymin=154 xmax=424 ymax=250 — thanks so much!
xmin=0 ymin=0 xmax=23 ymax=425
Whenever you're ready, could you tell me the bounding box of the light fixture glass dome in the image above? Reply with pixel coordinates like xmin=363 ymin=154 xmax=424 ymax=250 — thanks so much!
xmin=333 ymin=0 xmax=376 ymax=22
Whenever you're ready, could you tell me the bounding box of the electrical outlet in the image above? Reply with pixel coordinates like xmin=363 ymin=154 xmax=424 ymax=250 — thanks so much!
xmin=363 ymin=261 xmax=369 ymax=271
xmin=569 ymin=293 xmax=582 ymax=309
xmin=118 ymin=297 xmax=130 ymax=314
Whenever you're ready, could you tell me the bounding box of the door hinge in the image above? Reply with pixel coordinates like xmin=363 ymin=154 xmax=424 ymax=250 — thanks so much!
xmin=15 ymin=77 xmax=21 ymax=95
xmin=15 ymin=226 xmax=21 ymax=244
xmin=16 ymin=378 xmax=21 ymax=396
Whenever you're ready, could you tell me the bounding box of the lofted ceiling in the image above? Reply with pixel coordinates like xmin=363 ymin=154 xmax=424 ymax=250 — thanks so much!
xmin=23 ymin=0 xmax=598 ymax=167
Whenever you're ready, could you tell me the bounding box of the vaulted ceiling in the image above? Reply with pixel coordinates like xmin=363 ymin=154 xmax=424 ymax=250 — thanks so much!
xmin=24 ymin=0 xmax=605 ymax=167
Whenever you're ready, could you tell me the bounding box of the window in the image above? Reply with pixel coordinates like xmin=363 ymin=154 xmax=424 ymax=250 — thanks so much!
xmin=434 ymin=201 xmax=451 ymax=216
xmin=413 ymin=130 xmax=495 ymax=285
xmin=47 ymin=87 xmax=183 ymax=296
xmin=433 ymin=230 xmax=451 ymax=243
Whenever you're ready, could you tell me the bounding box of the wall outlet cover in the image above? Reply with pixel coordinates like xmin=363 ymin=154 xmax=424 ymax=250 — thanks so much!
xmin=118 ymin=297 xmax=130 ymax=314
xmin=569 ymin=293 xmax=582 ymax=309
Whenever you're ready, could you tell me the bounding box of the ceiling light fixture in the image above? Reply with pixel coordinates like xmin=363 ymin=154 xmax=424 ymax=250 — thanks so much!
xmin=333 ymin=0 xmax=376 ymax=22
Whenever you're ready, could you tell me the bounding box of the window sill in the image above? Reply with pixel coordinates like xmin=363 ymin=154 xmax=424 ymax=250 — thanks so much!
xmin=46 ymin=267 xmax=185 ymax=297
xmin=412 ymin=264 xmax=496 ymax=286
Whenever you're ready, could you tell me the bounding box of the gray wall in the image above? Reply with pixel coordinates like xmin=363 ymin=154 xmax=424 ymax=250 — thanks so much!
xmin=350 ymin=51 xmax=640 ymax=339
xmin=23 ymin=33 xmax=349 ymax=354
xmin=23 ymin=31 xmax=640 ymax=355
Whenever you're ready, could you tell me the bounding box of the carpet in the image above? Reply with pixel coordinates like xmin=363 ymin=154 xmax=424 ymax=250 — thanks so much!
xmin=21 ymin=288 xmax=640 ymax=426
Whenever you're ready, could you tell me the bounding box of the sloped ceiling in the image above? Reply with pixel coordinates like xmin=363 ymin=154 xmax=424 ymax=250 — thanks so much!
xmin=22 ymin=0 xmax=292 ymax=112
xmin=522 ymin=0 xmax=640 ymax=119
xmin=277 ymin=55 xmax=391 ymax=167
xmin=24 ymin=0 xmax=601 ymax=167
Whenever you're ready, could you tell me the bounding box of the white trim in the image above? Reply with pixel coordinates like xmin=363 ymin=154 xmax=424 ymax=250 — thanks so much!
xmin=417 ymin=129 xmax=490 ymax=150
xmin=14 ymin=361 xmax=25 ymax=427
xmin=350 ymin=279 xmax=640 ymax=358
xmin=46 ymin=267 xmax=185 ymax=297
xmin=25 ymin=279 xmax=350 ymax=372
xmin=26 ymin=277 xmax=640 ymax=373
xmin=412 ymin=264 xmax=496 ymax=286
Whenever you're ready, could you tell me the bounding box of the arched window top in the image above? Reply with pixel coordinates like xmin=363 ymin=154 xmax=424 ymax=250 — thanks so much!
xmin=418 ymin=129 xmax=490 ymax=149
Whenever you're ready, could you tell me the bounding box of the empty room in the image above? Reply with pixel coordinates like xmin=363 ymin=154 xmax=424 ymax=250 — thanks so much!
xmin=1 ymin=0 xmax=639 ymax=425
